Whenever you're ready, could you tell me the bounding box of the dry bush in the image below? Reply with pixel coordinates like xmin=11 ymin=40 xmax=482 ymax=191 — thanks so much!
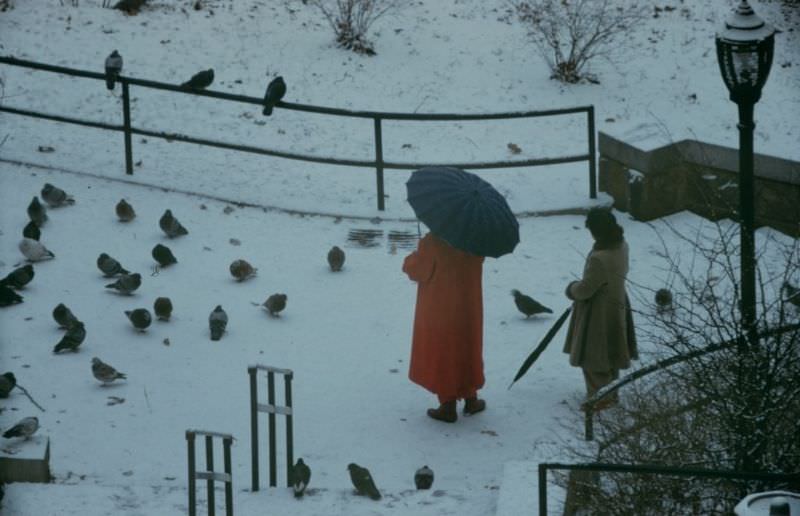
xmin=559 ymin=220 xmax=800 ymax=514
xmin=308 ymin=0 xmax=406 ymax=55
xmin=509 ymin=0 xmax=647 ymax=84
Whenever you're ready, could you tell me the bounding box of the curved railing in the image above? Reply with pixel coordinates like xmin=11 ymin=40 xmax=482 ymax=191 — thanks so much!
xmin=0 ymin=55 xmax=597 ymax=210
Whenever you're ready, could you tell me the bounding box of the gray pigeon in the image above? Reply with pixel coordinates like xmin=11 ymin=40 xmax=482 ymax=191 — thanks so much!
xmin=105 ymin=50 xmax=123 ymax=90
xmin=414 ymin=465 xmax=434 ymax=490
xmin=347 ymin=463 xmax=381 ymax=500
xmin=152 ymin=244 xmax=177 ymax=266
xmin=655 ymin=288 xmax=673 ymax=312
xmin=41 ymin=183 xmax=75 ymax=207
xmin=115 ymin=199 xmax=135 ymax=222
xmin=27 ymin=197 xmax=47 ymax=226
xmin=263 ymin=293 xmax=287 ymax=317
xmin=125 ymin=308 xmax=152 ymax=331
xmin=0 ymin=286 xmax=23 ymax=307
xmin=0 ymin=265 xmax=34 ymax=290
xmin=23 ymin=220 xmax=41 ymax=241
xmin=53 ymin=303 xmax=78 ymax=329
xmin=19 ymin=238 xmax=55 ymax=262
xmin=159 ymin=209 xmax=188 ymax=238
xmin=0 ymin=372 xmax=16 ymax=398
xmin=230 ymin=259 xmax=257 ymax=281
xmin=292 ymin=458 xmax=311 ymax=498
xmin=327 ymin=245 xmax=345 ymax=272
xmin=209 ymin=305 xmax=228 ymax=341
xmin=2 ymin=416 xmax=38 ymax=440
xmin=53 ymin=321 xmax=86 ymax=353
xmin=154 ymin=297 xmax=173 ymax=321
xmin=105 ymin=273 xmax=141 ymax=295
xmin=511 ymin=289 xmax=553 ymax=318
xmin=262 ymin=76 xmax=286 ymax=116
xmin=92 ymin=357 xmax=126 ymax=385
xmin=97 ymin=253 xmax=129 ymax=277
xmin=180 ymin=69 xmax=214 ymax=91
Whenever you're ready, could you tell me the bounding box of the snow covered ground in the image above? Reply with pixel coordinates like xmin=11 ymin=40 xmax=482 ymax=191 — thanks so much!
xmin=0 ymin=0 xmax=798 ymax=514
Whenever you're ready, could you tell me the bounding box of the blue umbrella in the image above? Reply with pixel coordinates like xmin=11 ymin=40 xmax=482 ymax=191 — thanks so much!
xmin=406 ymin=167 xmax=520 ymax=258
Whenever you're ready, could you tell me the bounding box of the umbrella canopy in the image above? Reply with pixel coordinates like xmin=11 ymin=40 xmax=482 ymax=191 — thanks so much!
xmin=406 ymin=167 xmax=519 ymax=258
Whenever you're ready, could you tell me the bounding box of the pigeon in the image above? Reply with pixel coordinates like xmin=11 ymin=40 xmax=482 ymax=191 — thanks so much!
xmin=27 ymin=197 xmax=47 ymax=226
xmin=2 ymin=417 xmax=38 ymax=440
xmin=0 ymin=265 xmax=34 ymax=289
xmin=97 ymin=253 xmax=129 ymax=277
xmin=655 ymin=288 xmax=673 ymax=312
xmin=92 ymin=357 xmax=126 ymax=385
xmin=0 ymin=286 xmax=23 ymax=307
xmin=263 ymin=293 xmax=287 ymax=317
xmin=105 ymin=50 xmax=123 ymax=90
xmin=159 ymin=209 xmax=188 ymax=238
xmin=347 ymin=463 xmax=381 ymax=500
xmin=23 ymin=220 xmax=41 ymax=241
xmin=154 ymin=297 xmax=173 ymax=321
xmin=53 ymin=321 xmax=86 ymax=353
xmin=152 ymin=244 xmax=178 ymax=267
xmin=327 ymin=245 xmax=345 ymax=272
xmin=511 ymin=289 xmax=553 ymax=318
xmin=115 ymin=199 xmax=136 ymax=222
xmin=230 ymin=259 xmax=257 ymax=281
xmin=783 ymin=281 xmax=800 ymax=309
xmin=125 ymin=308 xmax=152 ymax=331
xmin=291 ymin=458 xmax=311 ymax=498
xmin=19 ymin=238 xmax=55 ymax=262
xmin=262 ymin=76 xmax=286 ymax=116
xmin=0 ymin=372 xmax=16 ymax=398
xmin=53 ymin=303 xmax=78 ymax=329
xmin=41 ymin=183 xmax=75 ymax=207
xmin=414 ymin=465 xmax=434 ymax=490
xmin=105 ymin=273 xmax=141 ymax=295
xmin=209 ymin=305 xmax=228 ymax=341
xmin=180 ymin=69 xmax=214 ymax=91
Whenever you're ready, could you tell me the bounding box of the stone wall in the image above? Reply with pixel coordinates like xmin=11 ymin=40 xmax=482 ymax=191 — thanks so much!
xmin=598 ymin=132 xmax=800 ymax=237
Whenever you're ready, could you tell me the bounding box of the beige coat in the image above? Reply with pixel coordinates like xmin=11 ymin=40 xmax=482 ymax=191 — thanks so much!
xmin=563 ymin=240 xmax=637 ymax=372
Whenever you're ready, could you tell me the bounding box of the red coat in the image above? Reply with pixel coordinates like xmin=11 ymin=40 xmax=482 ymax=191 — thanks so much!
xmin=403 ymin=233 xmax=485 ymax=400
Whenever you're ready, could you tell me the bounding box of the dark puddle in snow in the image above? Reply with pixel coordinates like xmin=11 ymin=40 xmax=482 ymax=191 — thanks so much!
xmin=346 ymin=229 xmax=418 ymax=251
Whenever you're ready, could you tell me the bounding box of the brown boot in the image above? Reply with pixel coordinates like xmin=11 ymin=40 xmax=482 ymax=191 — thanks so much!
xmin=463 ymin=397 xmax=486 ymax=415
xmin=427 ymin=401 xmax=457 ymax=423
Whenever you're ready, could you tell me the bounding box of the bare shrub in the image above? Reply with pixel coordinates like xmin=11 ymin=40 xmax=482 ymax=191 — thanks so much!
xmin=559 ymin=219 xmax=800 ymax=513
xmin=509 ymin=0 xmax=647 ymax=84
xmin=308 ymin=0 xmax=406 ymax=55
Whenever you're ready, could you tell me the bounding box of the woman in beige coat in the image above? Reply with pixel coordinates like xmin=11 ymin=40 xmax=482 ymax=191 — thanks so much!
xmin=563 ymin=208 xmax=637 ymax=409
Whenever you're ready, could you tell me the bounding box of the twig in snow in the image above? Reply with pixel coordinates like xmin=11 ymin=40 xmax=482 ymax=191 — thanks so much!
xmin=15 ymin=383 xmax=46 ymax=412
xmin=143 ymin=386 xmax=152 ymax=413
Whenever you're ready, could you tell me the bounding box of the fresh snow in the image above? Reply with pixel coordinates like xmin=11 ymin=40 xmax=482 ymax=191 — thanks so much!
xmin=1 ymin=0 xmax=798 ymax=514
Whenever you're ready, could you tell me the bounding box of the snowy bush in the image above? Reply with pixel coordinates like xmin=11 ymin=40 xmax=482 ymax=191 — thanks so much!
xmin=509 ymin=0 xmax=647 ymax=84
xmin=560 ymin=221 xmax=800 ymax=513
xmin=308 ymin=0 xmax=406 ymax=55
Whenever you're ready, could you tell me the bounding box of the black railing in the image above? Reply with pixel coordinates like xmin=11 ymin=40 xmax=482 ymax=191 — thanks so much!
xmin=0 ymin=55 xmax=597 ymax=211
xmin=538 ymin=462 xmax=799 ymax=516
xmin=583 ymin=322 xmax=800 ymax=440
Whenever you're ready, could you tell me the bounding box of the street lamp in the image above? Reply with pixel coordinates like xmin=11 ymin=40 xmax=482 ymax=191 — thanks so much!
xmin=715 ymin=0 xmax=776 ymax=341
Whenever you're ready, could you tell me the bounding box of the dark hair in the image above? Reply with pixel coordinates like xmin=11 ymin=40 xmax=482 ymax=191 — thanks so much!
xmin=585 ymin=207 xmax=623 ymax=247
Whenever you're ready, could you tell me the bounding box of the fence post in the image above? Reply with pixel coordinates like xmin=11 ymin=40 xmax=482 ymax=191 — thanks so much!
xmin=223 ymin=437 xmax=233 ymax=516
xmin=205 ymin=435 xmax=215 ymax=516
xmin=284 ymin=373 xmax=294 ymax=488
xmin=587 ymin=106 xmax=596 ymax=199
xmin=374 ymin=117 xmax=385 ymax=211
xmin=538 ymin=464 xmax=548 ymax=516
xmin=267 ymin=371 xmax=277 ymax=487
xmin=248 ymin=367 xmax=259 ymax=491
xmin=187 ymin=431 xmax=197 ymax=516
xmin=121 ymin=81 xmax=134 ymax=176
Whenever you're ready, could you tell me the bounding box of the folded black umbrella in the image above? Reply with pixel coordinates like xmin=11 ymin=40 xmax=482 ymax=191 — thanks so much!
xmin=508 ymin=306 xmax=572 ymax=390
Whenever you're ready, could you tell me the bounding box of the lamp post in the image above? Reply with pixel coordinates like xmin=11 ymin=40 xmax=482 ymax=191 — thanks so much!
xmin=715 ymin=0 xmax=776 ymax=343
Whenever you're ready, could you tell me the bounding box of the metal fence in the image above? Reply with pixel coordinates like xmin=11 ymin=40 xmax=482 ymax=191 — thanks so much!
xmin=0 ymin=55 xmax=597 ymax=211
xmin=538 ymin=462 xmax=799 ymax=516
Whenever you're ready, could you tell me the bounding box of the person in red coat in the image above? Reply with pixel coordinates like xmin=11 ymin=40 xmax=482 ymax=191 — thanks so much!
xmin=403 ymin=232 xmax=487 ymax=423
